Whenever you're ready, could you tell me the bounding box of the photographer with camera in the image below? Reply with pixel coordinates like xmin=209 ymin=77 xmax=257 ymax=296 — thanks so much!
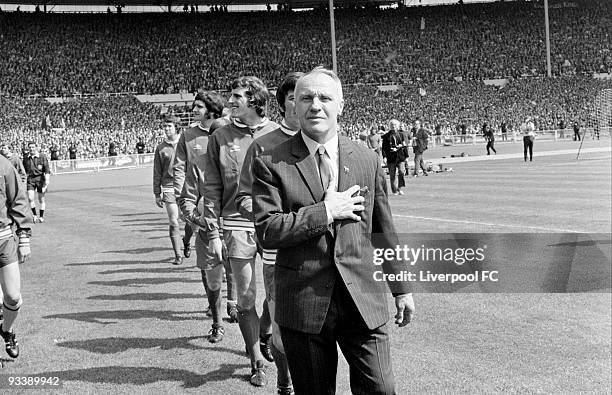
xmin=382 ymin=119 xmax=408 ymax=195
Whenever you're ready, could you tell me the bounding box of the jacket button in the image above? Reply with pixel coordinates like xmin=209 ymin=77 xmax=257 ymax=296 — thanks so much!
xmin=326 ymin=283 xmax=333 ymax=289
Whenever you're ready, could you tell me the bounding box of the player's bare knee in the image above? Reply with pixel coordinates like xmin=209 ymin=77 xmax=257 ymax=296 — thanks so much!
xmin=207 ymin=278 xmax=222 ymax=291
xmin=237 ymin=291 xmax=256 ymax=311
xmin=3 ymin=294 xmax=22 ymax=311
xmin=205 ymin=268 xmax=223 ymax=291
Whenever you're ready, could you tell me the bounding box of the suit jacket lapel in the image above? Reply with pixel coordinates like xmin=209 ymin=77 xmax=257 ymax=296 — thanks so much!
xmin=337 ymin=136 xmax=355 ymax=193
xmin=335 ymin=136 xmax=356 ymax=234
xmin=292 ymin=132 xmax=325 ymax=202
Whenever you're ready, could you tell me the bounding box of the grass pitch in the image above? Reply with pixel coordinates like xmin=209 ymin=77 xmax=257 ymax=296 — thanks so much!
xmin=2 ymin=139 xmax=610 ymax=394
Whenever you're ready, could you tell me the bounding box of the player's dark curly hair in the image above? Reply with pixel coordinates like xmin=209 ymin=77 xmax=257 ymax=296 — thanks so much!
xmin=230 ymin=76 xmax=269 ymax=118
xmin=194 ymin=91 xmax=225 ymax=119
xmin=276 ymin=72 xmax=304 ymax=118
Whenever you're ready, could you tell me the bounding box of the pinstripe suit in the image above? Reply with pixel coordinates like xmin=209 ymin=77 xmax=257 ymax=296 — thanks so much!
xmin=252 ymin=132 xmax=410 ymax=395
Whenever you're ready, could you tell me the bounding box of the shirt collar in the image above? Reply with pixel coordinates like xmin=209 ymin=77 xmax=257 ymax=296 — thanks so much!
xmin=279 ymin=121 xmax=298 ymax=137
xmin=164 ymin=137 xmax=179 ymax=145
xmin=301 ymin=132 xmax=339 ymax=158
xmin=233 ymin=117 xmax=269 ymax=131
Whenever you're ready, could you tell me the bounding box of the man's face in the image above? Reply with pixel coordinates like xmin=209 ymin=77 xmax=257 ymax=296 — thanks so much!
xmin=228 ymin=87 xmax=254 ymax=121
xmin=192 ymin=100 xmax=208 ymax=122
xmin=295 ymin=73 xmax=344 ymax=141
xmin=163 ymin=123 xmax=177 ymax=139
xmin=283 ymin=89 xmax=299 ymax=130
xmin=29 ymin=144 xmax=38 ymax=155
xmin=0 ymin=145 xmax=10 ymax=156
xmin=415 ymin=121 xmax=421 ymax=129
xmin=389 ymin=120 xmax=400 ymax=131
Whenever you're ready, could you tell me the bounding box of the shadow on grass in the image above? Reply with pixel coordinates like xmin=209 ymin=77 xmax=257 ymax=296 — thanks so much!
xmin=137 ymin=228 xmax=167 ymax=233
xmin=549 ymin=239 xmax=611 ymax=247
xmin=114 ymin=212 xmax=158 ymax=217
xmin=65 ymin=260 xmax=163 ymax=267
xmin=544 ymin=235 xmax=612 ymax=292
xmin=120 ymin=222 xmax=169 ymax=228
xmin=37 ymin=365 xmax=247 ymax=388
xmin=43 ymin=309 xmax=205 ymax=324
xmin=88 ymin=293 xmax=203 ymax=301
xmin=55 ymin=337 xmax=247 ymax=358
xmin=102 ymin=247 xmax=170 ymax=254
xmin=119 ymin=221 xmax=168 ymax=232
xmin=88 ymin=277 xmax=200 ymax=287
xmin=116 ymin=218 xmax=168 ymax=224
xmin=98 ymin=267 xmax=199 ymax=275
xmin=148 ymin=236 xmax=168 ymax=240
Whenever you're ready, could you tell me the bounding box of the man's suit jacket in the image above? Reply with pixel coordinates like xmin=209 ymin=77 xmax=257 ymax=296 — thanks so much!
xmin=252 ymin=132 xmax=411 ymax=335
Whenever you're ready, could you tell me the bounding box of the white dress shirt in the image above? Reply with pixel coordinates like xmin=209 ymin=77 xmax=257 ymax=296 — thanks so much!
xmin=301 ymin=132 xmax=339 ymax=224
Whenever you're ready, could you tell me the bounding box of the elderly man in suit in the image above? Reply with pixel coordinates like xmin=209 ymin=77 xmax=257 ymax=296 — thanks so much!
xmin=251 ymin=67 xmax=415 ymax=395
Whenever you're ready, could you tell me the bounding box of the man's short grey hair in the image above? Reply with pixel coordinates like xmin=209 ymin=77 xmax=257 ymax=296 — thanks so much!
xmin=296 ymin=66 xmax=343 ymax=100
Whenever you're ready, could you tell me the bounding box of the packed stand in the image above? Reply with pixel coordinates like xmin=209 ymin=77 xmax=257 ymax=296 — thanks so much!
xmin=342 ymin=77 xmax=612 ymax=140
xmin=2 ymin=75 xmax=610 ymax=160
xmin=0 ymin=0 xmax=610 ymax=96
xmin=0 ymin=95 xmax=163 ymax=159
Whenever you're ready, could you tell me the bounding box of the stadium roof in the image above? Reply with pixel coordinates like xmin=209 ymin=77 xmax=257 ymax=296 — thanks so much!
xmin=0 ymin=0 xmax=397 ymax=8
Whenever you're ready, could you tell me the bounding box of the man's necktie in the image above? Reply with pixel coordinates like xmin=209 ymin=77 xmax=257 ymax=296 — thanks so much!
xmin=317 ymin=145 xmax=333 ymax=190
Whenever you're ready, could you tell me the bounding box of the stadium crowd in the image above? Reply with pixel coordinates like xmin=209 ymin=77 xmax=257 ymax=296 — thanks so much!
xmin=1 ymin=1 xmax=611 ymax=159
xmin=341 ymin=77 xmax=612 ymax=140
xmin=2 ymin=76 xmax=609 ymax=159
xmin=1 ymin=96 xmax=162 ymax=159
xmin=0 ymin=1 xmax=610 ymax=96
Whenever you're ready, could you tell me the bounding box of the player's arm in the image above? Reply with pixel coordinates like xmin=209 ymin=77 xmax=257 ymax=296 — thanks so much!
xmin=172 ymin=132 xmax=187 ymax=199
xmin=153 ymin=145 xmax=163 ymax=207
xmin=200 ymin=133 xmax=223 ymax=240
xmin=235 ymin=141 xmax=259 ymax=222
xmin=179 ymin=162 xmax=201 ymax=225
xmin=5 ymin=166 xmax=33 ymax=263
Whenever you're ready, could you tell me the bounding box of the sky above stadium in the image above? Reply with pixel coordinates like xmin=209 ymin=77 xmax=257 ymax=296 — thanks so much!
xmin=0 ymin=0 xmax=496 ymax=13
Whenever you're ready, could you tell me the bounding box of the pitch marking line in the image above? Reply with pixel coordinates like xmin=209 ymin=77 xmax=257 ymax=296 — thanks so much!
xmin=432 ymin=146 xmax=611 ymax=164
xmin=392 ymin=213 xmax=589 ymax=233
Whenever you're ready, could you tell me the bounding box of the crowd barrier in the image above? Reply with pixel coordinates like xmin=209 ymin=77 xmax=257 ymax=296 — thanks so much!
xmin=50 ymin=153 xmax=155 ymax=174
xmin=48 ymin=127 xmax=609 ymax=175
xmin=427 ymin=127 xmax=609 ymax=147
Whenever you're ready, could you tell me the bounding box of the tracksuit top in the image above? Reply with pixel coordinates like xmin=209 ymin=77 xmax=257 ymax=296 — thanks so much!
xmin=174 ymin=124 xmax=211 ymax=223
xmin=235 ymin=123 xmax=298 ymax=265
xmin=153 ymin=137 xmax=179 ymax=196
xmin=202 ymin=118 xmax=279 ymax=239
xmin=0 ymin=156 xmax=32 ymax=239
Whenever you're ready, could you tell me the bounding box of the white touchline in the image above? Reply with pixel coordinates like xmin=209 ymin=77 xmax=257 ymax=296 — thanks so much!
xmin=392 ymin=214 xmax=589 ymax=233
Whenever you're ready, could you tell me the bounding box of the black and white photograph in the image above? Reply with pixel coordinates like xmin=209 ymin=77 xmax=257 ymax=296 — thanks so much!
xmin=0 ymin=0 xmax=610 ymax=393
